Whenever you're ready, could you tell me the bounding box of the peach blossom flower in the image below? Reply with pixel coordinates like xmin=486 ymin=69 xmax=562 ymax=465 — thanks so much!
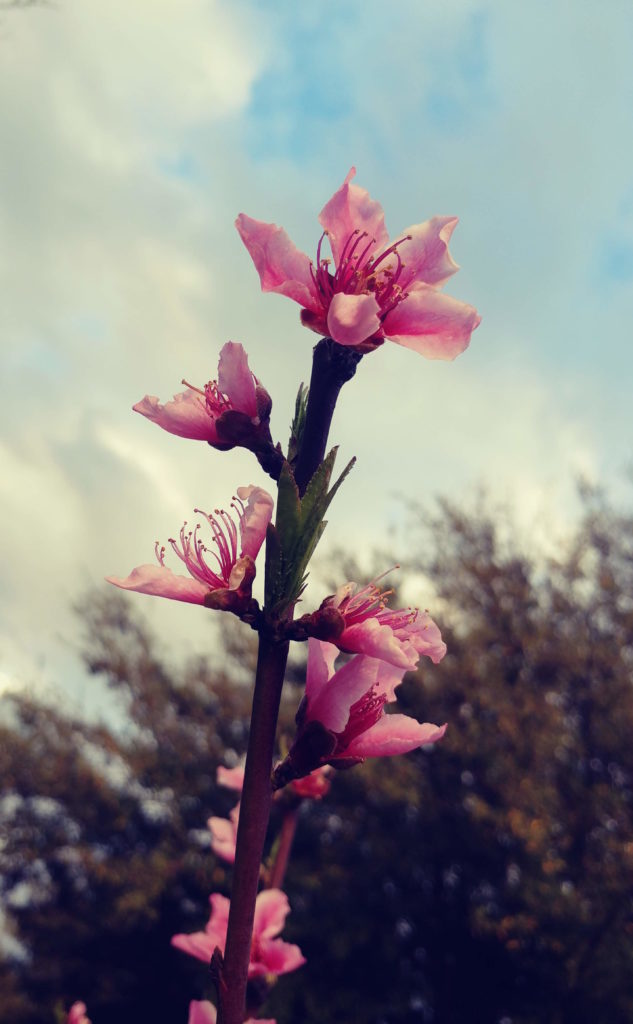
xmin=208 ymin=803 xmax=240 ymax=864
xmin=322 ymin=574 xmax=446 ymax=670
xmin=188 ymin=1001 xmax=275 ymax=1024
xmin=134 ymin=342 xmax=271 ymax=447
xmin=275 ymin=640 xmax=446 ymax=781
xmin=236 ymin=168 xmax=480 ymax=358
xmin=67 ymin=1004 xmax=91 ymax=1024
xmin=172 ymin=889 xmax=305 ymax=980
xmin=106 ymin=486 xmax=273 ymax=606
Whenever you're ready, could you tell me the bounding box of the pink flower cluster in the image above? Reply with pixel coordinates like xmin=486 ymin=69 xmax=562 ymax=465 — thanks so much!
xmin=278 ymin=638 xmax=446 ymax=781
xmin=237 ymin=168 xmax=480 ymax=358
xmin=172 ymin=889 xmax=304 ymax=980
xmin=209 ymin=763 xmax=331 ymax=865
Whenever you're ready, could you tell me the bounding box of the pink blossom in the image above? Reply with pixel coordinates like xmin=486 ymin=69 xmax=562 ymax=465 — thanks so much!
xmin=217 ymin=764 xmax=245 ymax=791
xmin=106 ymin=485 xmax=273 ymax=606
xmin=133 ymin=342 xmax=270 ymax=446
xmin=188 ymin=1002 xmax=275 ymax=1024
xmin=289 ymin=765 xmax=331 ymax=799
xmin=322 ymin=574 xmax=446 ymax=670
xmin=217 ymin=761 xmax=330 ymax=800
xmin=236 ymin=168 xmax=480 ymax=358
xmin=172 ymin=889 xmax=305 ymax=979
xmin=67 ymin=1004 xmax=91 ymax=1024
xmin=276 ymin=640 xmax=446 ymax=781
xmin=208 ymin=803 xmax=239 ymax=864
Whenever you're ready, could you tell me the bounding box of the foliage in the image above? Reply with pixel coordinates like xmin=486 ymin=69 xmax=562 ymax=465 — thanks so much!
xmin=2 ymin=488 xmax=633 ymax=1023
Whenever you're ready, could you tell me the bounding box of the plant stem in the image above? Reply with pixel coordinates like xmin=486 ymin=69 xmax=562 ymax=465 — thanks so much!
xmin=217 ymin=632 xmax=289 ymax=1024
xmin=268 ymin=806 xmax=299 ymax=891
xmin=219 ymin=335 xmax=358 ymax=1022
xmin=293 ymin=337 xmax=362 ymax=496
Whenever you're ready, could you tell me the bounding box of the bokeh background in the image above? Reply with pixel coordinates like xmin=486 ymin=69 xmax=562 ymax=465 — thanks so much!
xmin=1 ymin=1 xmax=633 ymax=1022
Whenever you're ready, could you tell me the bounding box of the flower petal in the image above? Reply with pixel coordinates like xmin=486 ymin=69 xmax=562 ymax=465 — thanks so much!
xmin=189 ymin=1002 xmax=217 ymax=1024
xmin=237 ymin=485 xmax=274 ymax=560
xmin=133 ymin=391 xmax=218 ymax=441
xmin=106 ymin=564 xmax=208 ymax=605
xmin=309 ymin=655 xmax=384 ymax=734
xmin=171 ymin=930 xmax=214 ymax=964
xmin=344 ymin=716 xmax=447 ymax=758
xmin=397 ymin=216 xmax=460 ymax=290
xmin=305 ymin=639 xmax=339 ymax=703
xmin=217 ymin=765 xmax=245 ymax=791
xmin=318 ymin=168 xmax=389 ymax=267
xmin=217 ymin=342 xmax=258 ymax=418
xmin=384 ymin=285 xmax=481 ymax=360
xmin=338 ymin=618 xmax=419 ymax=669
xmin=208 ymin=805 xmax=239 ymax=864
xmin=326 ymin=292 xmax=381 ymax=347
xmin=235 ymin=214 xmax=320 ymax=312
xmin=402 ymin=610 xmax=447 ymax=665
xmin=253 ymin=937 xmax=306 ymax=977
xmin=253 ymin=888 xmax=290 ymax=941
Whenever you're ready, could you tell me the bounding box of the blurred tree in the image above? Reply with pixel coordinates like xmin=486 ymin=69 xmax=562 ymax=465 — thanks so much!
xmin=1 ymin=488 xmax=633 ymax=1024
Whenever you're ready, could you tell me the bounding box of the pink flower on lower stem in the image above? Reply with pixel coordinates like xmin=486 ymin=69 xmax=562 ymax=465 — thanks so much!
xmin=322 ymin=573 xmax=447 ymax=670
xmin=236 ymin=168 xmax=480 ymax=358
xmin=133 ymin=342 xmax=271 ymax=447
xmin=188 ymin=1001 xmax=275 ymax=1024
xmin=172 ymin=889 xmax=305 ymax=979
xmin=106 ymin=485 xmax=273 ymax=606
xmin=67 ymin=1003 xmax=91 ymax=1024
xmin=275 ymin=640 xmax=446 ymax=782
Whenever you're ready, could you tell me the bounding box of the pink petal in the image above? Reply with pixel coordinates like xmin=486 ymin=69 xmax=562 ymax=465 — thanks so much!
xmin=207 ymin=893 xmax=230 ymax=942
xmin=305 ymin=639 xmax=339 ymax=703
xmin=133 ymin=391 xmax=219 ymax=442
xmin=384 ymin=286 xmax=481 ymax=360
xmin=338 ymin=619 xmax=419 ymax=670
xmin=326 ymin=292 xmax=381 ymax=347
xmin=344 ymin=716 xmax=447 ymax=758
xmin=309 ymin=655 xmax=383 ymax=734
xmin=208 ymin=806 xmax=239 ymax=864
xmin=318 ymin=168 xmax=389 ymax=267
xmin=67 ymin=1004 xmax=90 ymax=1024
xmin=237 ymin=485 xmax=274 ymax=560
xmin=217 ymin=342 xmax=258 ymax=418
xmin=217 ymin=765 xmax=245 ymax=791
xmin=397 ymin=216 xmax=460 ymax=290
xmin=189 ymin=1002 xmax=217 ymax=1024
xmin=253 ymin=888 xmax=290 ymax=941
xmin=106 ymin=564 xmax=208 ymax=605
xmin=290 ymin=766 xmax=331 ymax=799
xmin=401 ymin=611 xmax=447 ymax=665
xmin=235 ymin=214 xmax=320 ymax=313
xmin=253 ymin=937 xmax=306 ymax=978
xmin=171 ymin=930 xmax=215 ymax=964
xmin=373 ymin=661 xmax=409 ymax=703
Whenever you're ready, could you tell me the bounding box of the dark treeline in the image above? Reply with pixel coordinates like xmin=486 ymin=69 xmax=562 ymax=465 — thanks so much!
xmin=2 ymin=487 xmax=633 ymax=1024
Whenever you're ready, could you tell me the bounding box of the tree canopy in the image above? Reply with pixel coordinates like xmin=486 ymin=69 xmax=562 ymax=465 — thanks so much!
xmin=2 ymin=487 xmax=633 ymax=1023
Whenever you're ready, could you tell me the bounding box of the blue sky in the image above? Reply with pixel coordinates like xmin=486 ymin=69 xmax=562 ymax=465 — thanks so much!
xmin=1 ymin=0 xmax=632 ymax=702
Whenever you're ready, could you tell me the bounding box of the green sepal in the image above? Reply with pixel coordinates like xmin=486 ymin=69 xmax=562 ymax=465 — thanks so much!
xmin=265 ymin=448 xmax=355 ymax=617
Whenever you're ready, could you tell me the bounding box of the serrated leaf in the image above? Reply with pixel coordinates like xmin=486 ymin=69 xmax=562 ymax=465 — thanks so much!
xmin=264 ymin=449 xmax=355 ymax=616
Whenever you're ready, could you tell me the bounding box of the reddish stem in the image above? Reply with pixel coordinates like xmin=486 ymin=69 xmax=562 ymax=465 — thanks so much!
xmin=268 ymin=806 xmax=299 ymax=891
xmin=217 ymin=632 xmax=289 ymax=1024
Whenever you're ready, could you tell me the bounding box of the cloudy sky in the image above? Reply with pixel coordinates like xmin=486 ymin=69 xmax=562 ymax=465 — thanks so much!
xmin=1 ymin=0 xmax=632 ymax=705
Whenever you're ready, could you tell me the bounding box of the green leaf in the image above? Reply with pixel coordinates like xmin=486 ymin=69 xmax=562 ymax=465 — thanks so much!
xmin=264 ymin=449 xmax=355 ymax=616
